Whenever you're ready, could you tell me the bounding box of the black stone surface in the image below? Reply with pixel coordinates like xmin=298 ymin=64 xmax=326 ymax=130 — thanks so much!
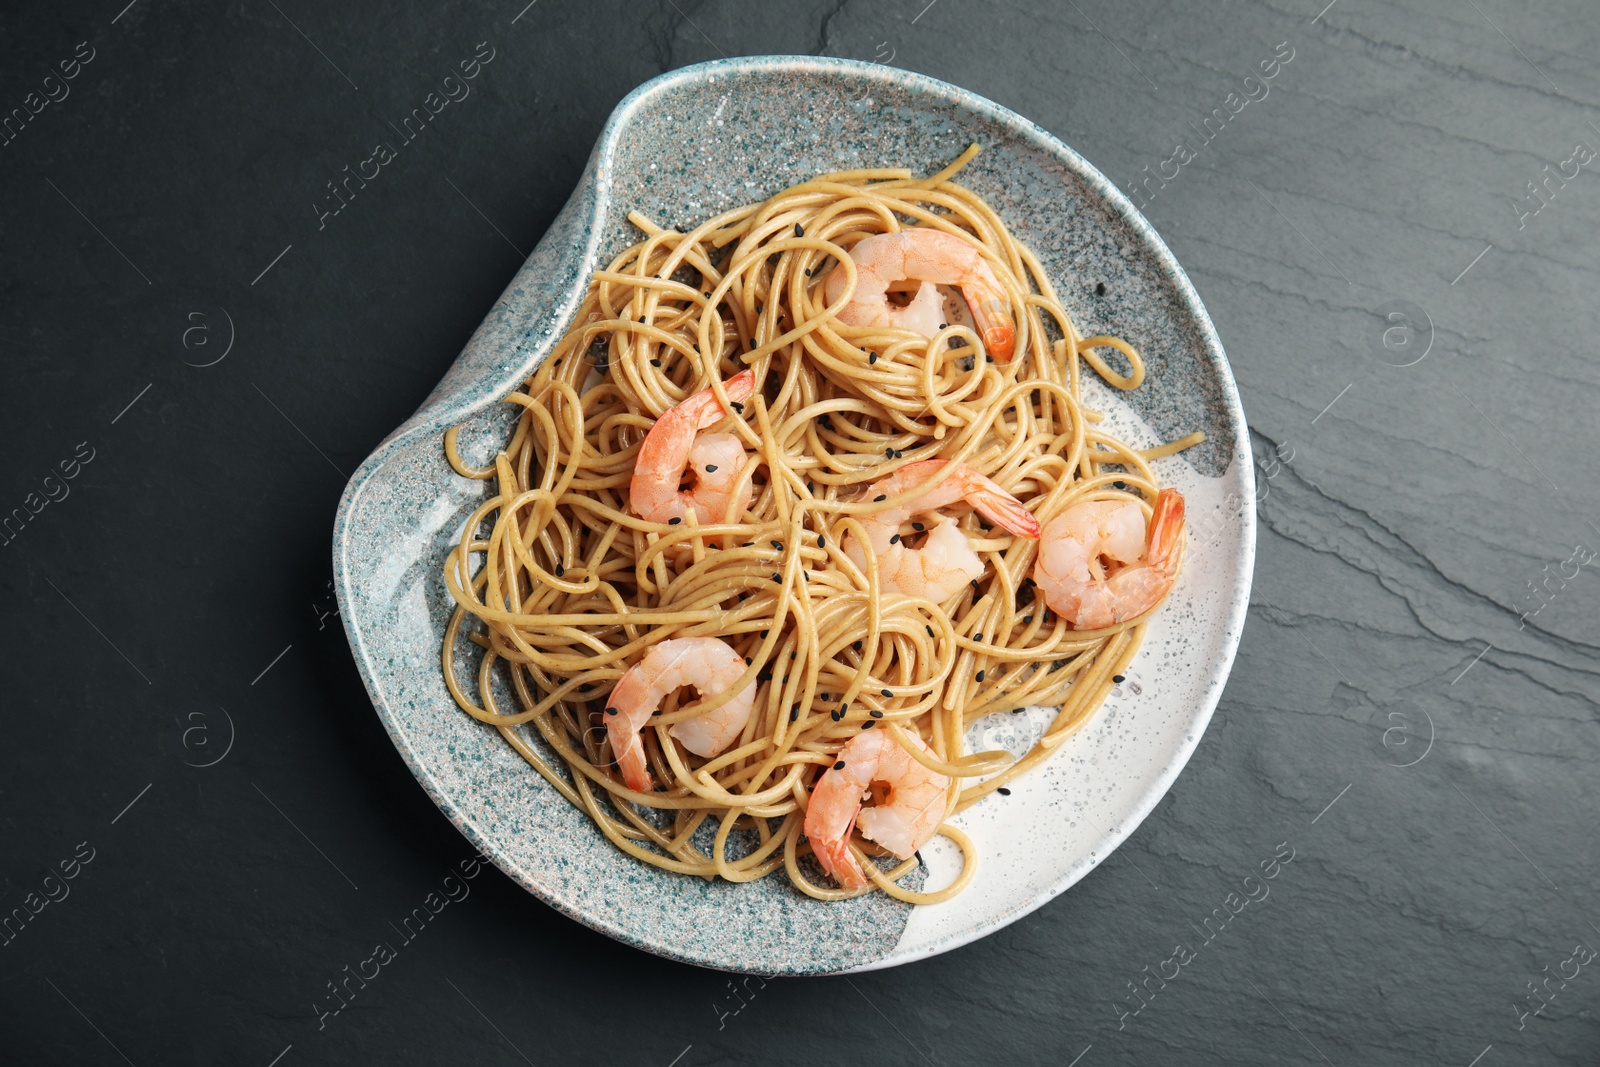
xmin=2 ymin=1 xmax=1597 ymax=1064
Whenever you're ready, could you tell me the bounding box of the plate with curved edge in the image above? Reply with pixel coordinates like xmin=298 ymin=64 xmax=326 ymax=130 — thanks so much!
xmin=332 ymin=55 xmax=1255 ymax=975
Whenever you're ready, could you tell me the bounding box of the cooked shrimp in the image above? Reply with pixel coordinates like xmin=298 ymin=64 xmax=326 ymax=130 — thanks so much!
xmin=842 ymin=459 xmax=1042 ymax=601
xmin=604 ymin=638 xmax=756 ymax=793
xmin=1033 ymin=488 xmax=1186 ymax=630
xmin=629 ymin=370 xmax=757 ymax=524
xmin=824 ymin=229 xmax=1016 ymax=361
xmin=804 ymin=729 xmax=949 ymax=889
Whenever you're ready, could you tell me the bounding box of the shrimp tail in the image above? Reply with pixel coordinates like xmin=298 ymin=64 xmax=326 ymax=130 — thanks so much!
xmin=606 ymin=668 xmax=657 ymax=793
xmin=614 ymin=736 xmax=653 ymax=793
xmin=965 ymin=471 xmax=1042 ymax=539
xmin=972 ymin=300 xmax=1016 ymax=362
xmin=1146 ymin=488 xmax=1185 ymax=571
xmin=810 ymin=817 xmax=869 ymax=889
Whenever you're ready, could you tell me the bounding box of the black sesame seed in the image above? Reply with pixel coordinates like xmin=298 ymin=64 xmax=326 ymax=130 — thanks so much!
xmin=890 ymin=534 xmax=901 ymax=545
xmin=869 ymin=710 xmax=883 ymax=719
xmin=1113 ymin=674 xmax=1126 ymax=683
xmin=976 ymin=670 xmax=986 ymax=682
xmin=782 ymin=675 xmax=789 ymax=684
xmin=869 ymin=354 xmax=878 ymax=365
xmin=604 ymin=707 xmax=619 ymax=716
xmin=939 ymin=322 xmax=948 ymax=329
xmin=832 ymin=710 xmax=843 ymax=721
xmin=862 ymin=720 xmax=875 ymax=729
xmin=817 ymin=534 xmax=825 ymax=548
xmin=1113 ymin=480 xmax=1127 ymax=490
xmin=912 ymin=522 xmax=925 ymax=531
xmin=730 ymin=401 xmax=744 ymax=412
xmin=794 ymin=222 xmax=804 ymax=237
xmin=789 ymin=708 xmax=800 ymax=722
xmin=971 ymin=580 xmax=980 ymax=592
xmin=926 ymin=625 xmax=935 ymax=637
xmin=880 ymin=688 xmax=892 ymax=697
xmin=841 ymin=702 xmax=850 ymax=713
xmin=650 ymin=359 xmax=662 ymax=367
xmin=772 ymin=540 xmax=783 ymax=550
xmin=997 ymin=786 xmax=1012 ymax=795
xmin=834 ymin=761 xmax=846 ymax=770
xmin=761 ymin=630 xmax=769 ymax=638
xmin=771 ymin=572 xmax=781 ymax=582
xmin=1022 ymin=615 xmax=1033 ymax=624
xmin=853 ymin=641 xmax=862 ymax=652
xmin=875 ymin=494 xmax=887 ymax=502
xmin=1095 ymin=282 xmax=1107 ymax=296
xmin=745 ymin=657 xmax=752 ymax=665
xmin=668 ymin=517 xmax=682 ymax=525
xmin=554 ymin=564 xmax=565 ymax=577
xmin=704 ymin=464 xmax=718 ymax=472
xmin=758 ymin=670 xmax=772 ymax=682
xmin=974 ymin=633 xmax=983 ymax=642
xmin=885 ymin=447 xmax=894 ymax=458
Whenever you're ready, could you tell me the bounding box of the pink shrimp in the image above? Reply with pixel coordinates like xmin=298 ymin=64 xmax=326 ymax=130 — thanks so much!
xmin=823 ymin=229 xmax=1016 ymax=361
xmin=628 ymin=371 xmax=757 ymax=525
xmin=1032 ymin=488 xmax=1186 ymax=630
xmin=804 ymin=729 xmax=949 ymax=889
xmin=604 ymin=638 xmax=756 ymax=793
xmin=842 ymin=459 xmax=1042 ymax=601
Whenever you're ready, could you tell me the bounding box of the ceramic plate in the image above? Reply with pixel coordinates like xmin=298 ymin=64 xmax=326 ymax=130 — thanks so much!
xmin=333 ymin=55 xmax=1254 ymax=975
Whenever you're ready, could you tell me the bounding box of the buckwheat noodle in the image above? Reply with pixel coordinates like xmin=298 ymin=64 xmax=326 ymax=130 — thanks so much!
xmin=440 ymin=146 xmax=1199 ymax=902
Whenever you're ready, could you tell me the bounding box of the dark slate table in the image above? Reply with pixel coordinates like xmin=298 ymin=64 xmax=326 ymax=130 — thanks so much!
xmin=4 ymin=1 xmax=1596 ymax=1063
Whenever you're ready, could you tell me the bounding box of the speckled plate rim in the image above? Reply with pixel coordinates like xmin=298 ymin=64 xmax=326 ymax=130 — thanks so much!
xmin=333 ymin=54 xmax=1255 ymax=974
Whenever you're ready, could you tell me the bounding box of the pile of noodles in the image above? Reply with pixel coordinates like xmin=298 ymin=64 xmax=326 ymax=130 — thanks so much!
xmin=440 ymin=146 xmax=1200 ymax=902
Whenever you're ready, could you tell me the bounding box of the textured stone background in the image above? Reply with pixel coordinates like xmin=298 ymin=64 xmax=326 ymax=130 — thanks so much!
xmin=2 ymin=0 xmax=1596 ymax=1064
